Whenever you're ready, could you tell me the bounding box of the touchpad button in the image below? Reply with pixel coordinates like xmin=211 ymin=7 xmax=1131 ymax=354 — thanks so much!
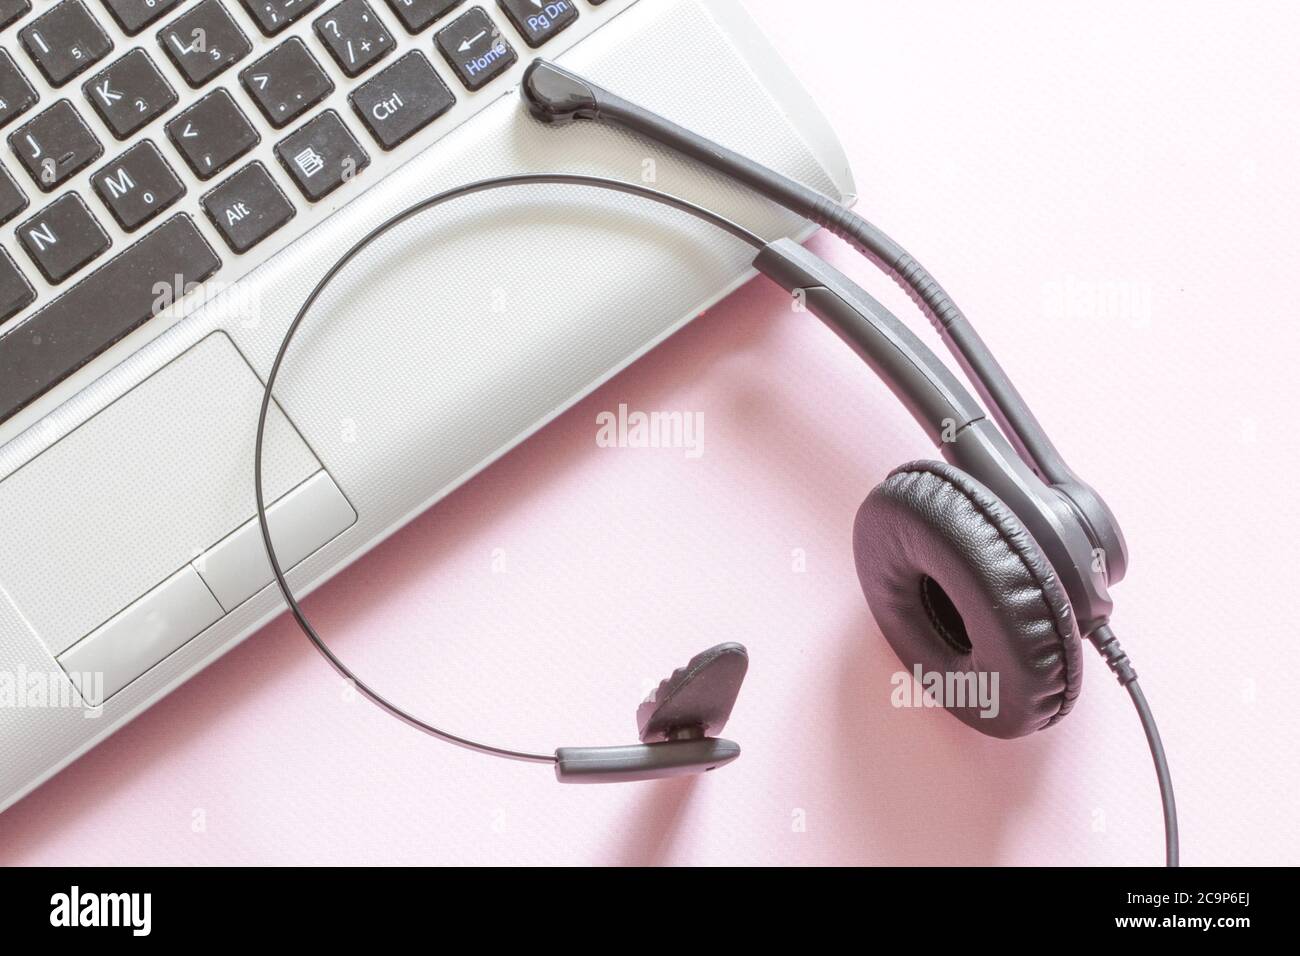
xmin=0 ymin=333 xmax=322 ymax=658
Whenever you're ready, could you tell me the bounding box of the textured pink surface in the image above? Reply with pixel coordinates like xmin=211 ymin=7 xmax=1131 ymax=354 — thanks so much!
xmin=3 ymin=0 xmax=1297 ymax=865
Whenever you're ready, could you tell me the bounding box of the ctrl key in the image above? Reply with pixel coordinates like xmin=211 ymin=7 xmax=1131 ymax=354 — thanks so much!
xmin=350 ymin=50 xmax=455 ymax=150
xmin=201 ymin=162 xmax=296 ymax=254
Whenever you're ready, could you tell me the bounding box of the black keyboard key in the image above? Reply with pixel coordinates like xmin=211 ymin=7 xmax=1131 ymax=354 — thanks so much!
xmin=0 ymin=1 xmax=32 ymax=33
xmin=19 ymin=0 xmax=113 ymax=87
xmin=0 ymin=215 xmax=221 ymax=425
xmin=0 ymin=247 xmax=35 ymax=322
xmin=314 ymin=0 xmax=394 ymax=78
xmin=496 ymin=0 xmax=576 ymax=48
xmin=349 ymin=50 xmax=452 ymax=149
xmin=18 ymin=191 xmax=110 ymax=282
xmin=101 ymin=0 xmax=187 ymax=35
xmin=383 ymin=0 xmax=460 ymax=34
xmin=166 ymin=88 xmax=258 ymax=178
xmin=435 ymin=6 xmax=514 ymax=91
xmin=9 ymin=100 xmax=103 ymax=191
xmin=91 ymin=139 xmax=184 ymax=229
xmin=201 ymin=161 xmax=294 ymax=252
xmin=83 ymin=48 xmax=177 ymax=139
xmin=0 ymin=161 xmax=27 ymax=223
xmin=158 ymin=0 xmax=251 ymax=88
xmin=0 ymin=49 xmax=38 ymax=129
xmin=275 ymin=109 xmax=367 ymax=201
xmin=240 ymin=37 xmax=333 ymax=128
xmin=238 ymin=0 xmax=324 ymax=36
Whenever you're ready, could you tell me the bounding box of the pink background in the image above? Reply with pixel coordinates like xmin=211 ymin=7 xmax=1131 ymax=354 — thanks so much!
xmin=3 ymin=0 xmax=1297 ymax=865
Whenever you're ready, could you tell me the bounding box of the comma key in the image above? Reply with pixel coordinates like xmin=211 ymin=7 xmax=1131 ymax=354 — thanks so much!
xmin=165 ymin=89 xmax=260 ymax=179
xmin=348 ymin=50 xmax=454 ymax=150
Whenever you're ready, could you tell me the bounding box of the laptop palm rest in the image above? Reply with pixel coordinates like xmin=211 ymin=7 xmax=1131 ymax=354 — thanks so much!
xmin=0 ymin=332 xmax=353 ymax=704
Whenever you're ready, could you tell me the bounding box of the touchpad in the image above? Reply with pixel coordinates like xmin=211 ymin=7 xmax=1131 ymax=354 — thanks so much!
xmin=0 ymin=333 xmax=322 ymax=659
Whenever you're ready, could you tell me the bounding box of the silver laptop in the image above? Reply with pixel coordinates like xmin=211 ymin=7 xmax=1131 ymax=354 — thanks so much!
xmin=0 ymin=0 xmax=853 ymax=812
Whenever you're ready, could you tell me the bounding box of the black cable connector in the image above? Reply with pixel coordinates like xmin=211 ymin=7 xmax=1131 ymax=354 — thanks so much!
xmin=1089 ymin=622 xmax=1179 ymax=867
xmin=1089 ymin=622 xmax=1139 ymax=686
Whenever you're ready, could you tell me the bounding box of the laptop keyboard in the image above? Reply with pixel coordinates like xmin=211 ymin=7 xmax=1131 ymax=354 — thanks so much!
xmin=0 ymin=0 xmax=592 ymax=426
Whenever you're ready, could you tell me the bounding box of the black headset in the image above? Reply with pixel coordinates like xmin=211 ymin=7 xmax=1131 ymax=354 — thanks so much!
xmin=253 ymin=61 xmax=1178 ymax=865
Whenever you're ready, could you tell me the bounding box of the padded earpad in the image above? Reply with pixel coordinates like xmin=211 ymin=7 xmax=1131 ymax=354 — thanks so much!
xmin=854 ymin=461 xmax=1081 ymax=738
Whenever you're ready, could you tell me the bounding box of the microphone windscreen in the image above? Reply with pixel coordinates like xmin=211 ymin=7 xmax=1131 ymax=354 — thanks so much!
xmin=637 ymin=643 xmax=749 ymax=743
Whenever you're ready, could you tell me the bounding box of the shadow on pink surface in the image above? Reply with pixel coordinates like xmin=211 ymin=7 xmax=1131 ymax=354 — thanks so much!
xmin=605 ymin=614 xmax=1045 ymax=867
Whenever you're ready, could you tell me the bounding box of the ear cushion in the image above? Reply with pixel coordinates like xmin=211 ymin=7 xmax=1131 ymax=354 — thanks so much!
xmin=853 ymin=460 xmax=1081 ymax=738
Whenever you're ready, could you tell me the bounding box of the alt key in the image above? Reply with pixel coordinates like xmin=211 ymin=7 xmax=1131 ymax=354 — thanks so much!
xmin=201 ymin=161 xmax=295 ymax=253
